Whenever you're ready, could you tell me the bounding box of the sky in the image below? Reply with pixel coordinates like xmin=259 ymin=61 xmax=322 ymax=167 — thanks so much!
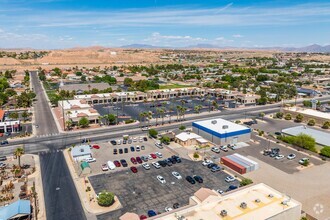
xmin=0 ymin=0 xmax=330 ymax=49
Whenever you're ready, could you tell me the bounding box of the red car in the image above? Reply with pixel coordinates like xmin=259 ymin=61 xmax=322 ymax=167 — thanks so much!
xmin=114 ymin=160 xmax=121 ymax=167
xmin=136 ymin=156 xmax=143 ymax=164
xmin=131 ymin=157 xmax=137 ymax=164
xmin=92 ymin=145 xmax=100 ymax=149
xmin=150 ymin=153 xmax=157 ymax=159
xmin=131 ymin=166 xmax=138 ymax=173
xmin=140 ymin=215 xmax=147 ymax=220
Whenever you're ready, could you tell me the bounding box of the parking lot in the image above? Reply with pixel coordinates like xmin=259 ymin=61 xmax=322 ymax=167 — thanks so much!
xmin=86 ymin=136 xmax=173 ymax=175
xmin=199 ymin=133 xmax=324 ymax=174
xmin=93 ymin=97 xmax=225 ymax=124
xmin=89 ymin=158 xmax=239 ymax=220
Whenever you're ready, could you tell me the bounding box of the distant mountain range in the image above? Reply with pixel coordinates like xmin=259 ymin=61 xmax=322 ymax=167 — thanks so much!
xmin=120 ymin=43 xmax=330 ymax=52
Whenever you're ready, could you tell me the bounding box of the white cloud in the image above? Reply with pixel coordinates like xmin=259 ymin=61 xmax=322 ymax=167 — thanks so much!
xmin=143 ymin=32 xmax=207 ymax=45
xmin=232 ymin=34 xmax=243 ymax=38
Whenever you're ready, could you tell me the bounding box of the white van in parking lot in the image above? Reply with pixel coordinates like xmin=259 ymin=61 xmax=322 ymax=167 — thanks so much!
xmin=107 ymin=161 xmax=116 ymax=170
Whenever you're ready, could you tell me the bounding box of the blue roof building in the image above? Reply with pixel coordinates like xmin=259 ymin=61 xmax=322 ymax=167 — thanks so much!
xmin=0 ymin=200 xmax=31 ymax=220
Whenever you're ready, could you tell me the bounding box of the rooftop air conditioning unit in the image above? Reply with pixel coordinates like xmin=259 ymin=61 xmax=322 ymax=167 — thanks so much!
xmin=80 ymin=149 xmax=84 ymax=152
xmin=220 ymin=210 xmax=227 ymax=217
xmin=211 ymin=120 xmax=217 ymax=125
xmin=222 ymin=125 xmax=228 ymax=129
xmin=281 ymin=200 xmax=288 ymax=206
xmin=255 ymin=199 xmax=261 ymax=203
xmin=240 ymin=202 xmax=247 ymax=209
xmin=268 ymin=194 xmax=274 ymax=198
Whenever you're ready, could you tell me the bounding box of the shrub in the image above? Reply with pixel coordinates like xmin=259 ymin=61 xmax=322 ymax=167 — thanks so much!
xmin=193 ymin=152 xmax=199 ymax=159
xmin=97 ymin=191 xmax=115 ymax=207
xmin=320 ymin=146 xmax=330 ymax=158
xmin=124 ymin=119 xmax=135 ymax=124
xmin=148 ymin=129 xmax=158 ymax=138
xmin=322 ymin=121 xmax=330 ymax=129
xmin=295 ymin=114 xmax=303 ymax=122
xmin=307 ymin=119 xmax=315 ymax=126
xmin=240 ymin=178 xmax=253 ymax=187
xmin=179 ymin=125 xmax=186 ymax=131
xmin=258 ymin=130 xmax=264 ymax=136
xmin=302 ymin=160 xmax=309 ymax=167
xmin=275 ymin=112 xmax=283 ymax=119
xmin=235 ymin=120 xmax=241 ymax=124
xmin=284 ymin=113 xmax=292 ymax=120
xmin=279 ymin=134 xmax=316 ymax=152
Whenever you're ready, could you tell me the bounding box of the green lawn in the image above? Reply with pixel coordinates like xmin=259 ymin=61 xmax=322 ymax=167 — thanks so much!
xmin=159 ymin=84 xmax=194 ymax=89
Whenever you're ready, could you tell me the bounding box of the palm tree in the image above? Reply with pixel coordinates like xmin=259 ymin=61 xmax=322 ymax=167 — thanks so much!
xmin=180 ymin=107 xmax=187 ymax=121
xmin=159 ymin=108 xmax=165 ymax=125
xmin=156 ymin=108 xmax=161 ymax=125
xmin=14 ymin=147 xmax=24 ymax=168
xmin=139 ymin=112 xmax=146 ymax=128
xmin=146 ymin=111 xmax=152 ymax=127
xmin=176 ymin=105 xmax=181 ymax=122
xmin=66 ymin=120 xmax=73 ymax=129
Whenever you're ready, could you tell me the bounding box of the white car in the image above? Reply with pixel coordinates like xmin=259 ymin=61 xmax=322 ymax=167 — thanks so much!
xmin=139 ymin=137 xmax=143 ymax=142
xmin=141 ymin=127 xmax=149 ymax=131
xmin=142 ymin=163 xmax=150 ymax=170
xmin=211 ymin=147 xmax=220 ymax=153
xmin=83 ymin=158 xmax=96 ymax=163
xmin=136 ymin=146 xmax=140 ymax=151
xmin=220 ymin=146 xmax=228 ymax=152
xmin=155 ymin=152 xmax=163 ymax=158
xmin=216 ymin=189 xmax=224 ymax=194
xmin=155 ymin=142 xmax=163 ymax=149
xmin=172 ymin=171 xmax=182 ymax=180
xmin=202 ymin=159 xmax=213 ymax=166
xmin=225 ymin=176 xmax=235 ymax=182
xmin=107 ymin=161 xmax=116 ymax=170
xmin=165 ymin=207 xmax=173 ymax=212
xmin=133 ymin=137 xmax=137 ymax=142
xmin=157 ymin=175 xmax=166 ymax=184
xmin=275 ymin=155 xmax=285 ymax=160
xmin=147 ymin=155 xmax=153 ymax=160
xmin=117 ymin=140 xmax=121 ymax=145
xmin=152 ymin=162 xmax=161 ymax=169
xmin=287 ymin=154 xmax=296 ymax=160
xmin=101 ymin=164 xmax=109 ymax=171
xmin=299 ymin=158 xmax=309 ymax=165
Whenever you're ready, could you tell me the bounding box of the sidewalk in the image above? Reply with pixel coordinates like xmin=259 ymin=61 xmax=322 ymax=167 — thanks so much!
xmin=62 ymin=149 xmax=122 ymax=218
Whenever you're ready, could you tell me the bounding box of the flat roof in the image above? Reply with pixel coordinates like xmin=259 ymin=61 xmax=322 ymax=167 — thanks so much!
xmin=286 ymin=107 xmax=330 ymax=120
xmin=193 ymin=118 xmax=250 ymax=134
xmin=282 ymin=126 xmax=330 ymax=146
xmin=154 ymin=183 xmax=301 ymax=220
xmin=175 ymin=132 xmax=201 ymax=142
xmin=71 ymin=145 xmax=92 ymax=157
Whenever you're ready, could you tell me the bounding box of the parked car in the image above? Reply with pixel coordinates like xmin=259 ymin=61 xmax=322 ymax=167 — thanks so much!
xmin=83 ymin=158 xmax=96 ymax=163
xmin=165 ymin=207 xmax=173 ymax=212
xmin=114 ymin=160 xmax=121 ymax=167
xmin=101 ymin=164 xmax=108 ymax=171
xmin=141 ymin=156 xmax=148 ymax=162
xmin=92 ymin=145 xmax=100 ymax=149
xmin=220 ymin=146 xmax=228 ymax=152
xmin=226 ymin=185 xmax=238 ymax=192
xmin=275 ymin=155 xmax=285 ymax=160
xmin=186 ymin=176 xmax=196 ymax=184
xmin=120 ymin=159 xmax=128 ymax=167
xmin=107 ymin=161 xmax=116 ymax=170
xmin=147 ymin=155 xmax=153 ymax=160
xmin=171 ymin=155 xmax=182 ymax=163
xmin=152 ymin=162 xmax=161 ymax=169
xmin=211 ymin=165 xmax=221 ymax=172
xmin=140 ymin=215 xmax=147 ymax=220
xmin=158 ymin=160 xmax=167 ymax=167
xmin=202 ymin=159 xmax=213 ymax=166
xmin=172 ymin=171 xmax=182 ymax=179
xmin=157 ymin=175 xmax=166 ymax=184
xmin=193 ymin=175 xmax=203 ymax=183
xmin=130 ymin=166 xmax=138 ymax=173
xmin=168 ymin=157 xmax=176 ymax=164
xmin=136 ymin=157 xmax=143 ymax=164
xmin=225 ymin=176 xmax=235 ymax=182
xmin=155 ymin=142 xmax=163 ymax=149
xmin=173 ymin=203 xmax=180 ymax=209
xmin=0 ymin=140 xmax=9 ymax=145
xmin=147 ymin=210 xmax=157 ymax=217
xmin=123 ymin=139 xmax=127 ymax=144
xmin=0 ymin=156 xmax=7 ymax=161
xmin=142 ymin=163 xmax=150 ymax=170
xmin=119 ymin=149 xmax=123 ymax=154
xmin=130 ymin=157 xmax=137 ymax=164
xmin=117 ymin=140 xmax=121 ymax=145
xmin=165 ymin=159 xmax=172 ymax=166
xmin=136 ymin=146 xmax=141 ymax=151
xmin=141 ymin=127 xmax=149 ymax=131
xmin=216 ymin=189 xmax=224 ymax=194
xmin=299 ymin=158 xmax=309 ymax=165
xmin=128 ymin=139 xmax=132 ymax=144
xmin=228 ymin=144 xmax=237 ymax=150
xmin=287 ymin=153 xmax=296 ymax=160
xmin=263 ymin=149 xmax=271 ymax=156
xmin=124 ymin=148 xmax=128 ymax=153
xmin=141 ymin=145 xmax=145 ymax=150
xmin=207 ymin=163 xmax=217 ymax=169
xmin=113 ymin=149 xmax=118 ymax=154
xmin=150 ymin=153 xmax=157 ymax=159
xmin=130 ymin=146 xmax=135 ymax=152
xmin=155 ymin=152 xmax=163 ymax=158
xmin=211 ymin=147 xmax=220 ymax=153
xmin=143 ymin=137 xmax=148 ymax=141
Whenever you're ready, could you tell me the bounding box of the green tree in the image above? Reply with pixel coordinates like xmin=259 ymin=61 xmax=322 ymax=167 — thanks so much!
xmin=123 ymin=78 xmax=134 ymax=87
xmin=104 ymin=114 xmax=116 ymax=125
xmin=21 ymin=111 xmax=29 ymax=121
xmin=5 ymin=88 xmax=16 ymax=96
xmin=259 ymin=112 xmax=265 ymax=120
xmin=284 ymin=113 xmax=292 ymax=120
xmin=78 ymin=117 xmax=89 ymax=128
xmin=97 ymin=191 xmax=115 ymax=207
xmin=193 ymin=152 xmax=200 ymax=159
xmin=179 ymin=125 xmax=186 ymax=131
xmin=148 ymin=129 xmax=158 ymax=138
xmin=307 ymin=119 xmax=315 ymax=126
xmin=9 ymin=112 xmax=19 ymax=120
xmin=240 ymin=178 xmax=253 ymax=186
xmin=295 ymin=114 xmax=304 ymax=122
xmin=322 ymin=121 xmax=330 ymax=129
xmin=320 ymin=146 xmax=330 ymax=158
xmin=160 ymin=136 xmax=170 ymax=144
xmin=14 ymin=147 xmax=24 ymax=167
xmin=275 ymin=112 xmax=283 ymax=119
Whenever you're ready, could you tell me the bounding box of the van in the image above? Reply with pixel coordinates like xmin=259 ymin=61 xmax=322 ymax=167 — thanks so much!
xmin=0 ymin=156 xmax=7 ymax=161
xmin=107 ymin=161 xmax=116 ymax=170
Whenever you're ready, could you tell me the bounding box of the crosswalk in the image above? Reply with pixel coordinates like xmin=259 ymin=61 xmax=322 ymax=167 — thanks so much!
xmin=36 ymin=133 xmax=60 ymax=138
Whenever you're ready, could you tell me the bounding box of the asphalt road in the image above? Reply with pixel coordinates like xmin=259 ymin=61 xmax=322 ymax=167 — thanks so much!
xmin=40 ymin=151 xmax=87 ymax=220
xmin=30 ymin=71 xmax=59 ymax=136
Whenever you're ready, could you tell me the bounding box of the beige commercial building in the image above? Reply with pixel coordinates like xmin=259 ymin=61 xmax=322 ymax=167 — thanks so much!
xmin=144 ymin=183 xmax=302 ymax=220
